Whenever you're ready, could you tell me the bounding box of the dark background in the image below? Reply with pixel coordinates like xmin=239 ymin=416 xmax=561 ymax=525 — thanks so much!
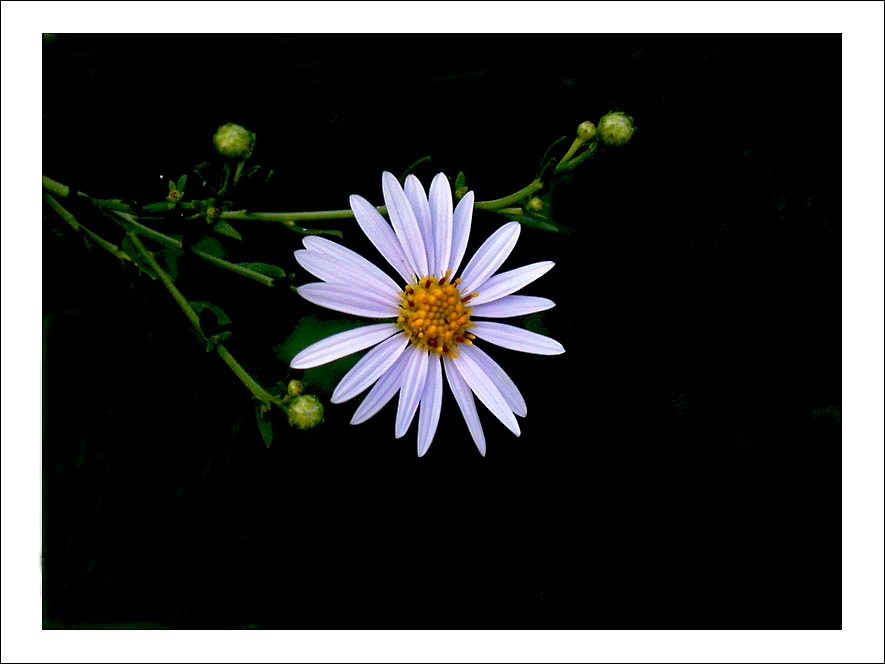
xmin=42 ymin=34 xmax=840 ymax=628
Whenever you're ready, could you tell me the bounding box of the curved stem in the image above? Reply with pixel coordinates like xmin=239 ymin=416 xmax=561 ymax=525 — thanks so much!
xmin=473 ymin=180 xmax=544 ymax=211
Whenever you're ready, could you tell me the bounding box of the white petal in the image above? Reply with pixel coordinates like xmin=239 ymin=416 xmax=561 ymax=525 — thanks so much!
xmin=459 ymin=343 xmax=526 ymax=417
xmin=458 ymin=222 xmax=520 ymax=296
xmin=471 ymin=321 xmax=565 ymax=355
xmin=382 ymin=171 xmax=428 ymax=277
xmin=443 ymin=355 xmax=486 ymax=456
xmin=453 ymin=347 xmax=520 ymax=437
xmin=447 ymin=191 xmax=474 ymax=277
xmin=429 ymin=173 xmax=453 ymax=279
xmin=350 ymin=350 xmax=409 ymax=424
xmin=297 ymin=283 xmax=399 ymax=319
xmin=293 ymin=250 xmax=401 ymax=306
xmin=332 ymin=332 xmax=409 ymax=403
xmin=470 ymin=261 xmax=555 ymax=306
xmin=290 ymin=322 xmax=400 ymax=369
xmin=470 ymin=295 xmax=556 ymax=319
xmin=395 ymin=346 xmax=429 ymax=438
xmin=350 ymin=193 xmax=414 ymax=283
xmin=417 ymin=354 xmax=443 ymax=457
xmin=297 ymin=237 xmax=402 ymax=296
xmin=403 ymin=175 xmax=435 ymax=276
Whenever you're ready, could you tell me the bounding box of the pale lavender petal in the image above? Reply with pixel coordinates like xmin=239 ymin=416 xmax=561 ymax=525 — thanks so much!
xmin=429 ymin=173 xmax=453 ymax=279
xmin=447 ymin=191 xmax=474 ymax=277
xmin=350 ymin=350 xmax=409 ymax=424
xmin=443 ymin=355 xmax=486 ymax=456
xmin=298 ymin=237 xmax=402 ymax=296
xmin=470 ymin=261 xmax=555 ymax=306
xmin=293 ymin=250 xmax=401 ymax=306
xmin=382 ymin=171 xmax=428 ymax=277
xmin=395 ymin=346 xmax=429 ymax=438
xmin=297 ymin=282 xmax=399 ymax=319
xmin=470 ymin=321 xmax=565 ymax=355
xmin=403 ymin=175 xmax=435 ymax=276
xmin=459 ymin=343 xmax=527 ymax=417
xmin=290 ymin=322 xmax=400 ymax=369
xmin=350 ymin=193 xmax=414 ymax=283
xmin=453 ymin=348 xmax=520 ymax=437
xmin=332 ymin=332 xmax=409 ymax=403
xmin=457 ymin=222 xmax=521 ymax=296
xmin=417 ymin=354 xmax=443 ymax=457
xmin=470 ymin=295 xmax=556 ymax=319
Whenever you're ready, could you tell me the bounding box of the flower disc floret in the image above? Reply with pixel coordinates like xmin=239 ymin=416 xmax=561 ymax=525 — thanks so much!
xmin=397 ymin=272 xmax=477 ymax=357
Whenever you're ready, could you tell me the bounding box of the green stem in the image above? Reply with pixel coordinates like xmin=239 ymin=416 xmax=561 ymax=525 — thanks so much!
xmin=194 ymin=252 xmax=276 ymax=287
xmin=556 ymin=141 xmax=597 ymax=172
xmin=221 ymin=209 xmax=364 ymax=222
xmin=554 ymin=137 xmax=585 ymax=172
xmin=474 ymin=180 xmax=544 ymax=211
xmin=126 ymin=231 xmax=278 ymax=405
xmin=42 ymin=175 xmax=69 ymax=198
xmin=215 ymin=344 xmax=280 ymax=404
xmin=44 ymin=194 xmax=131 ymax=260
xmin=127 ymin=231 xmax=203 ymax=333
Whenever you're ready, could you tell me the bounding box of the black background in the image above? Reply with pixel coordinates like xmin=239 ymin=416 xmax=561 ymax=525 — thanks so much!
xmin=42 ymin=34 xmax=840 ymax=628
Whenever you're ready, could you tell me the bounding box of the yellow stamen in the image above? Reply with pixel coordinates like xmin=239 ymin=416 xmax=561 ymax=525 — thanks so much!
xmin=396 ymin=273 xmax=476 ymax=356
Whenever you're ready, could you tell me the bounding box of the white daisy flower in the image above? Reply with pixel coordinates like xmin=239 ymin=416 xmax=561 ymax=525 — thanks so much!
xmin=290 ymin=171 xmax=565 ymax=456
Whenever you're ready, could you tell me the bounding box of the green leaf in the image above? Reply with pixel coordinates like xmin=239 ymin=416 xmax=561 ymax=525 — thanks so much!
xmin=205 ymin=330 xmax=233 ymax=352
xmin=168 ymin=180 xmax=176 ymax=193
xmin=189 ymin=300 xmax=231 ymax=325
xmin=213 ymin=220 xmax=243 ymax=241
xmin=275 ymin=316 xmax=365 ymax=396
xmin=498 ymin=210 xmax=565 ymax=233
xmin=454 ymin=170 xmax=465 ymax=191
xmin=157 ymin=237 xmax=184 ymax=281
xmin=176 ymin=174 xmax=187 ymax=193
xmin=122 ymin=236 xmax=159 ymax=280
xmin=236 ymin=262 xmax=286 ymax=278
xmin=255 ymin=405 xmax=273 ymax=448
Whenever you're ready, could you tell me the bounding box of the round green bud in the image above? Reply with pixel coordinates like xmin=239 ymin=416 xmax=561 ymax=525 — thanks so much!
xmin=213 ymin=122 xmax=255 ymax=159
xmin=527 ymin=197 xmax=544 ymax=212
xmin=577 ymin=121 xmax=597 ymax=142
xmin=597 ymin=111 xmax=634 ymax=146
xmin=287 ymin=380 xmax=303 ymax=398
xmin=287 ymin=394 xmax=324 ymax=430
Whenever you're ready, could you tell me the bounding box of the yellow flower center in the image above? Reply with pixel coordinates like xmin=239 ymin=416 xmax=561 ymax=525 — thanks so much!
xmin=396 ymin=271 xmax=477 ymax=357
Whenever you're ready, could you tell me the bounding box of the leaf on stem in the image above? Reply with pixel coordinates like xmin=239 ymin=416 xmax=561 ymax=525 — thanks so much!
xmin=235 ymin=262 xmax=286 ymax=278
xmin=189 ymin=300 xmax=232 ymax=325
xmin=213 ymin=220 xmax=243 ymax=241
xmin=255 ymin=405 xmax=274 ymax=448
xmin=122 ymin=236 xmax=159 ymax=280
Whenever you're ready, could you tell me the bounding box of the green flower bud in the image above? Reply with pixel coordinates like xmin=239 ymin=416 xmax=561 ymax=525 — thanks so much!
xmin=577 ymin=121 xmax=597 ymax=142
xmin=213 ymin=122 xmax=255 ymax=159
xmin=597 ymin=111 xmax=634 ymax=146
xmin=287 ymin=394 xmax=324 ymax=430
xmin=527 ymin=197 xmax=544 ymax=212
xmin=287 ymin=380 xmax=303 ymax=397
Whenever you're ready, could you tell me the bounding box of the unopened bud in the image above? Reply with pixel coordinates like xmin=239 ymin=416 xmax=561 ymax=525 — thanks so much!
xmin=213 ymin=122 xmax=255 ymax=159
xmin=577 ymin=121 xmax=597 ymax=142
xmin=597 ymin=112 xmax=634 ymax=146
xmin=527 ymin=197 xmax=544 ymax=212
xmin=287 ymin=380 xmax=303 ymax=397
xmin=287 ymin=394 xmax=324 ymax=430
